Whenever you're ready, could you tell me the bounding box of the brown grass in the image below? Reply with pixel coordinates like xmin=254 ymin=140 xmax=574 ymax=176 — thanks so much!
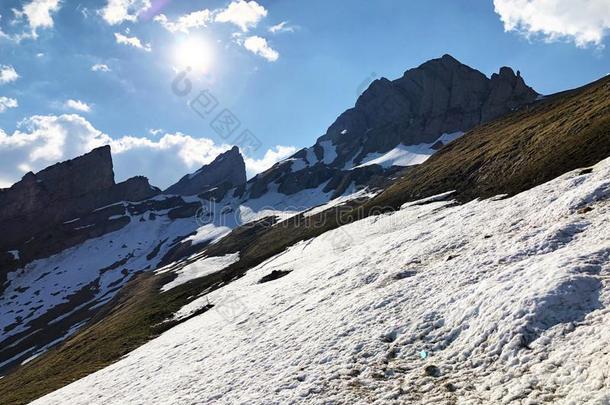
xmin=373 ymin=76 xmax=610 ymax=207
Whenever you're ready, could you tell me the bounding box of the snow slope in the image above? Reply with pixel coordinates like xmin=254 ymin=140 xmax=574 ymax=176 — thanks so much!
xmin=0 ymin=209 xmax=198 ymax=343
xmin=35 ymin=158 xmax=610 ymax=404
xmin=1 ymin=177 xmax=379 ymax=372
xmin=355 ymin=132 xmax=464 ymax=169
xmin=158 ymin=253 xmax=240 ymax=292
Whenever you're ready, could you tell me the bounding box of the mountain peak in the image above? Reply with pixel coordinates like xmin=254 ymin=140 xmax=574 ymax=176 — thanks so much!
xmin=498 ymin=66 xmax=516 ymax=78
xmin=0 ymin=145 xmax=158 ymax=257
xmin=325 ymin=55 xmax=538 ymax=150
xmin=440 ymin=53 xmax=460 ymax=65
xmin=417 ymin=53 xmax=471 ymax=73
xmin=164 ymin=146 xmax=247 ymax=196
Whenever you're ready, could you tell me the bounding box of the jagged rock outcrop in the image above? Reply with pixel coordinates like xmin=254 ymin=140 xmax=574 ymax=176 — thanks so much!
xmin=482 ymin=66 xmax=538 ymax=122
xmin=321 ymin=54 xmax=538 ymax=165
xmin=164 ymin=146 xmax=247 ymax=196
xmin=0 ymin=146 xmax=159 ymax=272
xmin=0 ymin=146 xmax=114 ymax=225
xmin=240 ymin=54 xmax=538 ymax=200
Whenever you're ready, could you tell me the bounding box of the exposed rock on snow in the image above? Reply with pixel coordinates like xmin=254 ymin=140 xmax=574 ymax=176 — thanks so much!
xmin=258 ymin=270 xmax=292 ymax=284
xmin=33 ymin=157 xmax=610 ymax=405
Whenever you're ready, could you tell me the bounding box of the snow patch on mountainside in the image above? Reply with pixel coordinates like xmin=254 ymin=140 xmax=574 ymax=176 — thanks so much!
xmin=356 ymin=144 xmax=432 ymax=168
xmin=239 ymin=182 xmax=335 ymax=223
xmin=35 ymin=158 xmax=610 ymax=404
xmin=305 ymin=147 xmax=318 ymax=166
xmin=319 ymin=140 xmax=338 ymax=164
xmin=158 ymin=253 xmax=240 ymax=292
xmin=304 ymin=184 xmax=377 ymax=218
xmin=0 ymin=213 xmax=200 ymax=342
xmin=185 ymin=224 xmax=233 ymax=246
xmin=289 ymin=158 xmax=308 ymax=172
xmin=355 ymin=132 xmax=464 ymax=169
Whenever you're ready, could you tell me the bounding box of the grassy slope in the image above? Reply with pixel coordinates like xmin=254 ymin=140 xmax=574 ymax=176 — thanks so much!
xmin=373 ymin=76 xmax=610 ymax=206
xmin=0 ymin=76 xmax=608 ymax=404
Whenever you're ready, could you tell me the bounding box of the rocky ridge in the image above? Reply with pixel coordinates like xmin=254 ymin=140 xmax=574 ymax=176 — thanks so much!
xmin=241 ymin=54 xmax=538 ymax=200
xmin=0 ymin=146 xmax=160 ymax=287
xmin=164 ymin=146 xmax=247 ymax=196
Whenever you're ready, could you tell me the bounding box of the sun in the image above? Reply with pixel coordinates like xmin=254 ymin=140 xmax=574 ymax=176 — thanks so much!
xmin=174 ymin=36 xmax=214 ymax=74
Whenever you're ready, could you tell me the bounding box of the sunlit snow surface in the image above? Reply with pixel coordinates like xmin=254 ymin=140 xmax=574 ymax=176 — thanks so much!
xmin=0 ymin=184 xmax=372 ymax=368
xmin=35 ymin=158 xmax=610 ymax=404
xmin=158 ymin=253 xmax=240 ymax=293
xmin=0 ymin=211 xmax=199 ymax=342
xmin=355 ymin=132 xmax=464 ymax=169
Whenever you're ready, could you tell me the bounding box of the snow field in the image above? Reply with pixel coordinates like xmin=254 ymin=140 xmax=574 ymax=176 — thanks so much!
xmin=35 ymin=158 xmax=610 ymax=404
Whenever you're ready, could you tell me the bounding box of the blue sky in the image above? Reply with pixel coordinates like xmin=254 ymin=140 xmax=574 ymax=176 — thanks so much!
xmin=0 ymin=0 xmax=609 ymax=188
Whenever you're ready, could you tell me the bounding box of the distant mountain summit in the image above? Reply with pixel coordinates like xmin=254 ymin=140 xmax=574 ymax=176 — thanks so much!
xmin=322 ymin=54 xmax=537 ymax=157
xmin=0 ymin=146 xmax=159 ymax=263
xmin=164 ymin=146 xmax=247 ymax=196
xmin=313 ymin=53 xmax=538 ymax=167
xmin=242 ymin=54 xmax=539 ymax=199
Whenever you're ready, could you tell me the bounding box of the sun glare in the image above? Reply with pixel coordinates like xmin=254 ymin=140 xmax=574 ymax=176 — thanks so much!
xmin=174 ymin=36 xmax=214 ymax=73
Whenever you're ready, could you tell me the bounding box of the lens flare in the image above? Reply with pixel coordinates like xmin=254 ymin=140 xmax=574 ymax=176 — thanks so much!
xmin=174 ymin=36 xmax=213 ymax=74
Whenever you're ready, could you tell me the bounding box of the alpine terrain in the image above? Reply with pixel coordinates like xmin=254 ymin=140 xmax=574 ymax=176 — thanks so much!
xmin=0 ymin=55 xmax=609 ymax=404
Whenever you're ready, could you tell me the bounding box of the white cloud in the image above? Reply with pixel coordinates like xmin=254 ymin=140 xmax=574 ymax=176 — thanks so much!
xmin=244 ymin=145 xmax=296 ymax=175
xmin=19 ymin=0 xmax=61 ymax=38
xmin=0 ymin=14 xmax=9 ymax=41
xmin=0 ymin=97 xmax=18 ymax=112
xmin=494 ymin=0 xmax=610 ymax=48
xmin=215 ymin=0 xmax=267 ymax=32
xmin=0 ymin=115 xmax=110 ymax=171
xmin=269 ymin=21 xmax=295 ymax=34
xmin=91 ymin=63 xmax=111 ymax=72
xmin=243 ymin=36 xmax=279 ymax=62
xmin=114 ymin=32 xmax=151 ymax=51
xmin=0 ymin=65 xmax=19 ymax=84
xmin=154 ymin=10 xmax=212 ymax=33
xmin=0 ymin=114 xmax=295 ymax=188
xmin=100 ymin=0 xmax=151 ymax=25
xmin=65 ymin=99 xmax=92 ymax=113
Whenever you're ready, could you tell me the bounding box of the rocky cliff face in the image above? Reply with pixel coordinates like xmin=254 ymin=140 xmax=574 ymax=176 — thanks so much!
xmin=240 ymin=54 xmax=538 ymax=200
xmin=321 ymin=54 xmax=538 ymax=166
xmin=0 ymin=146 xmax=114 ymax=225
xmin=0 ymin=146 xmax=160 ymax=274
xmin=164 ymin=146 xmax=247 ymax=196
